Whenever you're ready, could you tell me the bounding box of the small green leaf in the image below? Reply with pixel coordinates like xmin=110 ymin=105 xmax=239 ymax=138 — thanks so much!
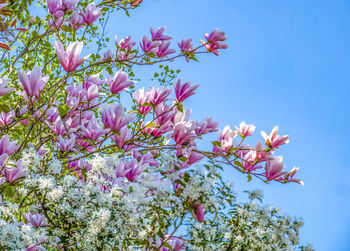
xmin=176 ymin=102 xmax=183 ymax=112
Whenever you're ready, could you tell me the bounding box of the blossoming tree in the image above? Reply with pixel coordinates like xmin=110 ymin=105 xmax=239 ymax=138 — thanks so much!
xmin=0 ymin=0 xmax=311 ymax=250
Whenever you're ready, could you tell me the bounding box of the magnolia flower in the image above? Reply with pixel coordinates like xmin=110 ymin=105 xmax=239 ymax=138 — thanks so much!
xmin=70 ymin=11 xmax=85 ymax=30
xmin=0 ymin=111 xmax=14 ymax=127
xmin=178 ymin=38 xmax=194 ymax=62
xmin=200 ymin=29 xmax=228 ymax=56
xmin=62 ymin=0 xmax=77 ymax=11
xmin=150 ymin=26 xmax=172 ymax=41
xmin=24 ymin=213 xmax=46 ymax=227
xmin=284 ymin=167 xmax=304 ymax=185
xmin=46 ymin=117 xmax=71 ymax=135
xmin=191 ymin=203 xmax=204 ymax=222
xmin=54 ymin=40 xmax=90 ymax=72
xmin=265 ymin=156 xmax=287 ymax=181
xmin=111 ymin=127 xmax=131 ymax=149
xmin=0 ymin=78 xmax=14 ymax=96
xmin=116 ymin=35 xmax=136 ymax=51
xmin=261 ymin=126 xmax=289 ymax=149
xmin=4 ymin=164 xmax=24 ymax=183
xmin=108 ymin=69 xmax=134 ymax=94
xmin=150 ymin=87 xmax=171 ymax=106
xmin=156 ymin=41 xmax=176 ymax=57
xmin=101 ymin=103 xmax=134 ymax=131
xmin=133 ymin=87 xmax=152 ymax=114
xmin=46 ymin=0 xmax=63 ymax=17
xmin=0 ymin=135 xmax=19 ymax=155
xmin=81 ymin=2 xmax=101 ymax=25
xmin=174 ymin=79 xmax=199 ymax=102
xmin=236 ymin=121 xmax=256 ymax=137
xmin=195 ymin=116 xmax=218 ymax=136
xmin=57 ymin=135 xmax=76 ymax=152
xmin=140 ymin=36 xmax=160 ymax=53
xmin=81 ymin=119 xmax=109 ymax=140
xmin=18 ymin=66 xmax=48 ymax=100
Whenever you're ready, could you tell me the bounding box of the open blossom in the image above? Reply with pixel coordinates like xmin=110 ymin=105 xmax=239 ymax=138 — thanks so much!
xmin=261 ymin=126 xmax=289 ymax=149
xmin=150 ymin=87 xmax=172 ymax=106
xmin=178 ymin=38 xmax=194 ymax=62
xmin=81 ymin=2 xmax=101 ymax=25
xmin=174 ymin=79 xmax=199 ymax=102
xmin=54 ymin=40 xmax=90 ymax=72
xmin=240 ymin=150 xmax=262 ymax=172
xmin=156 ymin=41 xmax=176 ymax=57
xmin=4 ymin=164 xmax=24 ymax=183
xmin=0 ymin=78 xmax=14 ymax=96
xmin=140 ymin=36 xmax=160 ymax=53
xmin=213 ymin=125 xmax=237 ymax=153
xmin=133 ymin=87 xmax=152 ymax=114
xmin=0 ymin=111 xmax=14 ymax=127
xmin=24 ymin=213 xmax=46 ymax=227
xmin=125 ymin=159 xmax=146 ymax=181
xmin=0 ymin=135 xmax=19 ymax=155
xmin=265 ymin=156 xmax=287 ymax=181
xmin=84 ymin=84 xmax=105 ymax=101
xmin=111 ymin=127 xmax=131 ymax=149
xmin=47 ymin=117 xmax=71 ymax=135
xmin=108 ymin=69 xmax=134 ymax=94
xmin=101 ymin=103 xmax=134 ymax=131
xmin=195 ymin=116 xmax=218 ymax=135
xmin=62 ymin=0 xmax=77 ymax=11
xmin=205 ymin=29 xmax=227 ymax=43
xmin=57 ymin=135 xmax=76 ymax=152
xmin=18 ymin=66 xmax=48 ymax=100
xmin=81 ymin=119 xmax=109 ymax=140
xmin=236 ymin=121 xmax=256 ymax=137
xmin=173 ymin=119 xmax=197 ymax=146
xmin=150 ymin=26 xmax=172 ymax=41
xmin=200 ymin=29 xmax=228 ymax=56
xmin=70 ymin=11 xmax=85 ymax=30
xmin=116 ymin=35 xmax=136 ymax=51
xmin=46 ymin=0 xmax=63 ymax=18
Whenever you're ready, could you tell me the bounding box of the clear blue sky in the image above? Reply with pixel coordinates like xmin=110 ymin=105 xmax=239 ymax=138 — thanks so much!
xmin=107 ymin=0 xmax=350 ymax=249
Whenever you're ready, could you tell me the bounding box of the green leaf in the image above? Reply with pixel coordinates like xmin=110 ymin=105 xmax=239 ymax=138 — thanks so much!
xmin=211 ymin=141 xmax=221 ymax=147
xmin=234 ymin=160 xmax=243 ymax=169
xmin=247 ymin=174 xmax=252 ymax=182
xmin=145 ymin=123 xmax=158 ymax=128
xmin=178 ymin=156 xmax=187 ymax=162
xmin=176 ymin=102 xmax=183 ymax=112
xmin=0 ymin=104 xmax=11 ymax=113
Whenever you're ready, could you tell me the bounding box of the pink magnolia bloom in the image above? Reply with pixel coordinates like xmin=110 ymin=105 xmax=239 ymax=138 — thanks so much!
xmin=161 ymin=237 xmax=186 ymax=251
xmin=150 ymin=26 xmax=172 ymax=41
xmin=155 ymin=103 xmax=175 ymax=125
xmin=195 ymin=116 xmax=218 ymax=136
xmin=84 ymin=84 xmax=105 ymax=101
xmin=62 ymin=0 xmax=77 ymax=11
xmin=70 ymin=11 xmax=85 ymax=30
xmin=24 ymin=213 xmax=46 ymax=227
xmin=114 ymin=160 xmax=130 ymax=179
xmin=213 ymin=125 xmax=237 ymax=153
xmin=116 ymin=35 xmax=136 ymax=51
xmin=178 ymin=38 xmax=194 ymax=62
xmin=18 ymin=66 xmax=48 ymax=100
xmin=101 ymin=103 xmax=134 ymax=131
xmin=111 ymin=127 xmax=131 ymax=149
xmin=0 ymin=78 xmax=14 ymax=96
xmin=108 ymin=69 xmax=135 ymax=94
xmin=57 ymin=135 xmax=76 ymax=152
xmin=191 ymin=203 xmax=204 ymax=222
xmin=133 ymin=150 xmax=160 ymax=167
xmin=156 ymin=41 xmax=176 ymax=58
xmin=240 ymin=150 xmax=262 ymax=172
xmin=235 ymin=121 xmax=256 ymax=137
xmin=46 ymin=0 xmax=63 ymax=17
xmin=81 ymin=119 xmax=109 ymax=140
xmin=284 ymin=167 xmax=304 ymax=185
xmin=150 ymin=86 xmax=172 ymax=106
xmin=173 ymin=120 xmax=196 ymax=146
xmin=261 ymin=126 xmax=289 ymax=149
xmin=103 ymin=49 xmax=115 ymax=61
xmin=125 ymin=159 xmax=146 ymax=181
xmin=265 ymin=156 xmax=287 ymax=181
xmin=152 ymin=120 xmax=173 ymax=137
xmin=45 ymin=107 xmax=59 ymax=123
xmin=83 ymin=73 xmax=105 ymax=89
xmin=46 ymin=117 xmax=71 ymax=135
xmin=187 ymin=151 xmax=204 ymax=166
xmin=133 ymin=87 xmax=152 ymax=114
xmin=0 ymin=111 xmax=14 ymax=127
xmin=54 ymin=40 xmax=90 ymax=72
xmin=0 ymin=135 xmax=19 ymax=155
xmin=4 ymin=164 xmax=24 ymax=183
xmin=204 ymin=28 xmax=227 ymax=43
xmin=81 ymin=3 xmax=101 ymax=25
xmin=174 ymin=79 xmax=199 ymax=102
xmin=140 ymin=36 xmax=160 ymax=53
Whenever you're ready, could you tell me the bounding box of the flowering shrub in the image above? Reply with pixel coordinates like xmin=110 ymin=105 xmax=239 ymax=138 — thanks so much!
xmin=0 ymin=0 xmax=310 ymax=250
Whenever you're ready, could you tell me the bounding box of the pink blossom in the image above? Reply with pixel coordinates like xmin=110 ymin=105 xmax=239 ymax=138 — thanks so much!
xmin=150 ymin=26 xmax=172 ymax=41
xmin=84 ymin=84 xmax=104 ymax=101
xmin=24 ymin=213 xmax=46 ymax=227
xmin=70 ymin=11 xmax=85 ymax=30
xmin=261 ymin=126 xmax=289 ymax=149
xmin=140 ymin=36 xmax=160 ymax=53
xmin=133 ymin=150 xmax=160 ymax=167
xmin=174 ymin=79 xmax=199 ymax=102
xmin=46 ymin=0 xmax=63 ymax=17
xmin=213 ymin=125 xmax=237 ymax=153
xmin=152 ymin=121 xmax=173 ymax=137
xmin=111 ymin=127 xmax=131 ymax=149
xmin=187 ymin=151 xmax=204 ymax=166
xmin=62 ymin=0 xmax=77 ymax=11
xmin=81 ymin=119 xmax=109 ymax=140
xmin=156 ymin=41 xmax=176 ymax=58
xmin=235 ymin=121 xmax=255 ymax=137
xmin=191 ymin=203 xmax=204 ymax=222
xmin=108 ymin=69 xmax=135 ymax=94
xmin=0 ymin=135 xmax=19 ymax=155
xmin=150 ymin=87 xmax=171 ymax=106
xmin=195 ymin=116 xmax=218 ymax=136
xmin=161 ymin=237 xmax=186 ymax=251
xmin=133 ymin=87 xmax=152 ymax=114
xmin=240 ymin=150 xmax=262 ymax=172
xmin=83 ymin=73 xmax=105 ymax=89
xmin=0 ymin=78 xmax=14 ymax=96
xmin=18 ymin=66 xmax=48 ymax=100
xmin=46 ymin=117 xmax=71 ymax=135
xmin=284 ymin=167 xmax=304 ymax=185
xmin=0 ymin=111 xmax=14 ymax=127
xmin=103 ymin=49 xmax=115 ymax=61
xmin=178 ymin=38 xmax=194 ymax=62
xmin=173 ymin=120 xmax=196 ymax=146
xmin=125 ymin=159 xmax=146 ymax=181
xmin=265 ymin=156 xmax=287 ymax=181
xmin=155 ymin=103 xmax=175 ymax=125
xmin=81 ymin=3 xmax=101 ymax=25
xmin=57 ymin=135 xmax=76 ymax=152
xmin=4 ymin=164 xmax=24 ymax=183
xmin=204 ymin=28 xmax=227 ymax=43
xmin=54 ymin=40 xmax=90 ymax=72
xmin=116 ymin=35 xmax=136 ymax=51
xmin=101 ymin=103 xmax=134 ymax=131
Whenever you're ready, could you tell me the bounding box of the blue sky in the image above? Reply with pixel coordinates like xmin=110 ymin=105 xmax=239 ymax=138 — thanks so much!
xmin=107 ymin=0 xmax=350 ymax=249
